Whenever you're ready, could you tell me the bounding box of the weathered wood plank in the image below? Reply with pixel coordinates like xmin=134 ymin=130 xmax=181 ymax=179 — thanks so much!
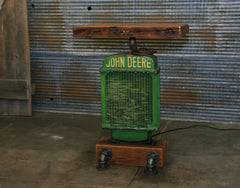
xmin=0 ymin=0 xmax=15 ymax=114
xmin=14 ymin=0 xmax=32 ymax=115
xmin=3 ymin=0 xmax=16 ymax=79
xmin=73 ymin=23 xmax=189 ymax=39
xmin=96 ymin=137 xmax=167 ymax=168
xmin=0 ymin=3 xmax=8 ymax=114
xmin=1 ymin=0 xmax=19 ymax=115
xmin=0 ymin=79 xmax=29 ymax=100
xmin=0 ymin=0 xmax=32 ymax=116
xmin=15 ymin=0 xmax=30 ymax=79
xmin=0 ymin=5 xmax=6 ymax=78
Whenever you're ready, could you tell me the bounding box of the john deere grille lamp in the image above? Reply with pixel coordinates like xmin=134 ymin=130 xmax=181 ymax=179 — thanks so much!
xmin=73 ymin=23 xmax=189 ymax=174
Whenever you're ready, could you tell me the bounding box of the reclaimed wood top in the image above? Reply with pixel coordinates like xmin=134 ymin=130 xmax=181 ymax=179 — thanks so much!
xmin=73 ymin=23 xmax=189 ymax=39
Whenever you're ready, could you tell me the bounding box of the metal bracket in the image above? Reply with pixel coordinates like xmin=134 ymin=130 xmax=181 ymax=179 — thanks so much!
xmin=129 ymin=37 xmax=156 ymax=55
xmin=97 ymin=148 xmax=112 ymax=170
xmin=144 ymin=151 xmax=160 ymax=175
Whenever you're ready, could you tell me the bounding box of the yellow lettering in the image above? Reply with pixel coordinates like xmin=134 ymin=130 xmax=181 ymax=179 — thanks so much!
xmin=133 ymin=57 xmax=137 ymax=68
xmin=128 ymin=57 xmax=132 ymax=68
xmin=106 ymin=59 xmax=111 ymax=67
xmin=115 ymin=57 xmax=119 ymax=67
xmin=137 ymin=57 xmax=141 ymax=68
xmin=142 ymin=58 xmax=146 ymax=68
xmin=111 ymin=58 xmax=115 ymax=67
xmin=147 ymin=60 xmax=151 ymax=68
xmin=120 ymin=57 xmax=125 ymax=67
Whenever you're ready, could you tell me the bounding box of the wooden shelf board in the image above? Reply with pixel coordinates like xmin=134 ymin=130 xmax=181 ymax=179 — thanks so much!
xmin=73 ymin=23 xmax=189 ymax=39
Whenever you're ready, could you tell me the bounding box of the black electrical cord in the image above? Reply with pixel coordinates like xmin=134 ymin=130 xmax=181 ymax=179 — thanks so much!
xmin=152 ymin=124 xmax=240 ymax=137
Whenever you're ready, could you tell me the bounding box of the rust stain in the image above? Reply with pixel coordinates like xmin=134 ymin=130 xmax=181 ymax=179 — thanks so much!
xmin=89 ymin=1 xmax=176 ymax=25
xmin=33 ymin=66 xmax=100 ymax=101
xmin=35 ymin=82 xmax=100 ymax=101
xmin=198 ymin=26 xmax=217 ymax=53
xmin=64 ymin=71 xmax=99 ymax=100
xmin=161 ymin=88 xmax=201 ymax=105
xmin=62 ymin=82 xmax=100 ymax=100
xmin=30 ymin=2 xmax=65 ymax=51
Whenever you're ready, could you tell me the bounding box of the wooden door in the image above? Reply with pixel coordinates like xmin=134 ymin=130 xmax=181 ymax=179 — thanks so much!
xmin=0 ymin=0 xmax=32 ymax=116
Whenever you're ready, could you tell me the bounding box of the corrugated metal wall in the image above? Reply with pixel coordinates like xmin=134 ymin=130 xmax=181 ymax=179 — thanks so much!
xmin=27 ymin=0 xmax=240 ymax=123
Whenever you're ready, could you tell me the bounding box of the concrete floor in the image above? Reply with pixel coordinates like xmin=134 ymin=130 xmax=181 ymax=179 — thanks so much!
xmin=0 ymin=112 xmax=239 ymax=188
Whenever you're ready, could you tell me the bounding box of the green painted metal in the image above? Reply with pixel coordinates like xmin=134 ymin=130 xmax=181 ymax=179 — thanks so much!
xmin=112 ymin=129 xmax=150 ymax=142
xmin=100 ymin=54 xmax=160 ymax=141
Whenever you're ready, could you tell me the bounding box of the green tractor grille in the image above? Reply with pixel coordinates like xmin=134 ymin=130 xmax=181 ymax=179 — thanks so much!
xmin=105 ymin=72 xmax=152 ymax=128
xmin=100 ymin=54 xmax=160 ymax=141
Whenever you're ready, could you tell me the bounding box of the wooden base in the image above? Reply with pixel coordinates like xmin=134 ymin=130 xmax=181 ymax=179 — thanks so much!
xmin=96 ymin=137 xmax=167 ymax=167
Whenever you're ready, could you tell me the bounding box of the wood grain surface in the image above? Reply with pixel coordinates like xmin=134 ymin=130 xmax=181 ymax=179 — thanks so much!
xmin=0 ymin=79 xmax=29 ymax=100
xmin=0 ymin=0 xmax=31 ymax=115
xmin=73 ymin=23 xmax=189 ymax=38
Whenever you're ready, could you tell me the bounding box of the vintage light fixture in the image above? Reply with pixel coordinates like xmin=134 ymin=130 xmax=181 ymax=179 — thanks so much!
xmin=73 ymin=23 xmax=189 ymax=174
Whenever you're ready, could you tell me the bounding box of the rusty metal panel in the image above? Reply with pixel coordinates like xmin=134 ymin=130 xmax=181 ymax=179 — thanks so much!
xmin=27 ymin=0 xmax=240 ymax=123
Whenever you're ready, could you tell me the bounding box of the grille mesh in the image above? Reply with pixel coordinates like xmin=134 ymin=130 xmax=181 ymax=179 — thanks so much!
xmin=105 ymin=72 xmax=152 ymax=128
